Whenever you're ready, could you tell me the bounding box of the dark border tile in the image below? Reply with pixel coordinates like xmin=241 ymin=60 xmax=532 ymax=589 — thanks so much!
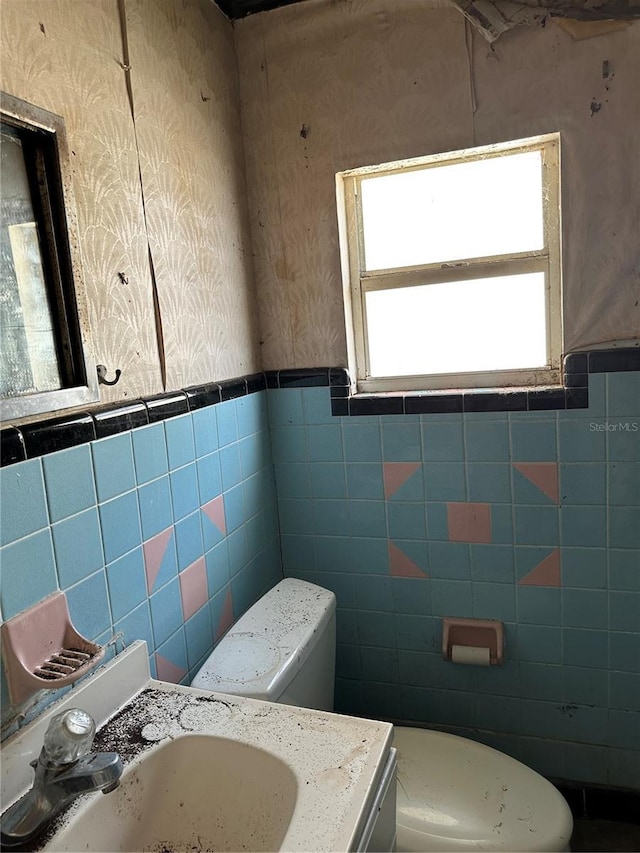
xmin=564 ymin=353 xmax=588 ymax=375
xmin=527 ymin=388 xmax=567 ymax=411
xmin=349 ymin=395 xmax=404 ymax=416
xmin=1 ymin=427 xmax=26 ymax=466
xmin=278 ymin=368 xmax=330 ymax=388
xmin=265 ymin=371 xmax=280 ymax=389
xmin=144 ymin=392 xmax=189 ymax=423
xmin=588 ymin=348 xmax=640 ymax=373
xmin=245 ymin=373 xmax=266 ymax=394
xmin=21 ymin=412 xmax=95 ymax=458
xmin=330 ymin=368 xmax=349 ymax=387
xmin=330 ymin=385 xmax=349 ymax=399
xmin=566 ymin=388 xmax=589 ymax=409
xmin=331 ymin=398 xmax=349 ymax=417
xmin=564 ymin=373 xmax=588 ymax=389
xmin=92 ymin=401 xmax=148 ymax=438
xmin=405 ymin=394 xmax=463 ymax=415
xmin=463 ymin=392 xmax=527 ymax=413
xmin=184 ymin=383 xmax=222 ymax=411
xmin=219 ymin=378 xmax=247 ymax=401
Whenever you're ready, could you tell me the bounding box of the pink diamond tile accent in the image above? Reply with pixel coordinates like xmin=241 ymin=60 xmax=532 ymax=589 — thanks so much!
xmin=519 ymin=548 xmax=561 ymax=587
xmin=389 ymin=541 xmax=428 ymax=578
xmin=143 ymin=527 xmax=173 ymax=594
xmin=215 ymin=587 xmax=234 ymax=641
xmin=155 ymin=652 xmax=186 ymax=684
xmin=513 ymin=463 xmax=559 ymax=504
xmin=447 ymin=503 xmax=492 ymax=543
xmin=202 ymin=495 xmax=226 ymax=535
xmin=383 ymin=463 xmax=421 ymax=499
xmin=179 ymin=557 xmax=208 ymax=621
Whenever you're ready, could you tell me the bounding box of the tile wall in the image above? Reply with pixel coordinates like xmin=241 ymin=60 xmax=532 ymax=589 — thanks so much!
xmin=271 ymin=371 xmax=640 ymax=790
xmin=0 ymin=391 xmax=281 ymax=730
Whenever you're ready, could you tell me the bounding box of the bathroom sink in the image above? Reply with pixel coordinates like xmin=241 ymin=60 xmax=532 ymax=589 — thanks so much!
xmin=45 ymin=733 xmax=298 ymax=852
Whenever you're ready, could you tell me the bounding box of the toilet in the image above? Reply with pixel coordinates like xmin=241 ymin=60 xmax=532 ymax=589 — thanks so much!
xmin=192 ymin=579 xmax=573 ymax=852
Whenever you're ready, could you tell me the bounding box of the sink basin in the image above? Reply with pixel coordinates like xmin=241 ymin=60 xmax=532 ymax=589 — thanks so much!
xmin=46 ymin=734 xmax=298 ymax=852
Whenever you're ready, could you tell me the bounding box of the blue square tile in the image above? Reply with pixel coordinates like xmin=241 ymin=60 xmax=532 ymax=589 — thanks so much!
xmin=515 ymin=624 xmax=562 ymax=663
xmin=465 ymin=422 xmax=509 ymax=462
xmin=243 ymin=470 xmax=275 ymax=519
xmin=561 ymin=506 xmax=606 ymax=548
xmin=216 ymin=399 xmax=239 ymax=446
xmin=561 ymin=547 xmax=607 ymax=588
xmin=43 ymin=446 xmax=96 ymax=523
xmin=515 ymin=546 xmax=556 ymax=583
xmin=563 ymin=628 xmax=608 ymax=669
xmin=106 ymin=547 xmax=147 ymax=622
xmin=609 ymin=590 xmax=639 ymax=632
xmin=382 ymin=422 xmax=421 ymax=462
xmin=276 ymin=497 xmax=313 ymax=535
xmin=349 ymin=501 xmax=386 ymax=537
xmin=426 ymin=503 xmax=449 ymax=540
xmin=113 ymin=599 xmax=153 ymax=653
xmin=227 ymin=526 xmax=252 ymax=576
xmin=395 ymin=613 xmax=438 ymax=649
xmin=196 ymin=452 xmax=222 ymax=504
xmin=519 ymin=662 xmax=563 ymax=701
xmin=164 ymin=414 xmax=195 ymax=470
xmin=219 ymin=444 xmax=243 ymax=492
xmin=343 ymin=423 xmax=382 ymax=462
xmin=512 ymin=467 xmax=556 ymax=505
xmin=240 ymin=393 xmax=268 ymax=437
xmin=467 ymin=464 xmax=511 ymax=503
xmin=562 ymin=588 xmax=607 ymax=629
xmin=0 ymin=530 xmax=57 ymax=619
xmin=607 ymin=747 xmax=640 ymax=789
xmin=356 ymin=610 xmax=395 ymax=647
xmin=607 ymin=422 xmax=640 ymax=461
xmin=606 ymin=709 xmax=640 ymax=749
xmin=607 ymin=372 xmax=640 ymax=417
xmin=470 ymin=544 xmax=514 ymax=583
xmin=361 ymin=646 xmax=398 ymax=683
xmin=301 ymin=387 xmax=332 ymax=425
xmin=350 ymin=537 xmax=391 ymax=574
xmin=174 ymin=512 xmax=203 ymax=571
xmin=421 ymin=422 xmax=464 ymax=461
xmin=424 ymin=463 xmax=466 ymax=501
xmin=271 ymin=426 xmax=307 ymax=462
xmin=239 ymin=434 xmax=270 ymax=479
xmin=268 ymin=388 xmax=303 ymax=426
xmin=131 ymin=423 xmax=168 ymax=485
xmin=52 ymin=508 xmax=104 ymax=588
xmin=224 ymin=484 xmax=245 ymax=534
xmin=510 ymin=421 xmax=557 ymax=462
xmin=346 ymin=464 xmax=383 ymax=500
xmin=192 ymin=405 xmax=218 ymax=458
xmin=472 ymin=582 xmax=515 ymax=621
xmin=155 ymin=627 xmax=188 ymax=677
xmin=149 ymin=577 xmax=183 ymax=647
xmin=609 ymin=632 xmax=640 ymax=673
xmin=306 ymin=425 xmax=343 ymax=462
xmin=609 ymin=671 xmax=640 ymax=712
xmin=313 ymin=499 xmax=351 ymax=536
xmin=91 ymin=433 xmax=136 ymax=502
xmin=0 ymin=458 xmax=48 ymax=546
xmin=388 ymin=539 xmax=428 ymax=576
xmin=431 ymin=579 xmax=473 ymax=617
xmin=147 ymin=529 xmax=178 ymax=592
xmin=185 ymin=604 xmax=213 ymax=669
xmin=315 ymin=536 xmax=351 ymax=573
xmin=138 ymin=477 xmax=173 ymax=541
xmin=169 ymin=464 xmax=200 ymax=522
xmin=388 ymin=465 xmax=424 ymax=501
xmin=66 ymin=570 xmax=111 ymax=641
xmin=564 ymin=666 xmax=608 ymax=707
xmin=609 ymin=507 xmax=640 ymax=548
xmin=558 ymin=420 xmax=605 ymax=462
xmin=386 ymin=502 xmax=427 ymax=540
xmin=608 ymin=462 xmax=640 ymax=505
xmin=514 ymin=506 xmax=559 ymax=546
xmin=354 ymin=575 xmax=394 ymax=612
xmin=516 ymin=587 xmax=561 ymax=625
xmin=205 ymin=539 xmax=230 ymax=596
xmin=491 ymin=505 xmax=514 ymax=544
xmin=337 ymin=643 xmax=363 ymax=680
xmin=281 ymin=535 xmax=316 ymax=574
xmin=99 ymin=491 xmax=141 ymax=563
xmin=560 ymin=464 xmax=606 ymax=505
xmin=309 ymin=463 xmax=346 ymax=499
xmin=429 ymin=541 xmax=470 ymax=579
xmin=609 ymin=550 xmax=640 ymax=591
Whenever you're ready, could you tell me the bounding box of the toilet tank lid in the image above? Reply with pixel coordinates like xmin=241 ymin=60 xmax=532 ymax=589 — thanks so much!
xmin=191 ymin=579 xmax=336 ymax=700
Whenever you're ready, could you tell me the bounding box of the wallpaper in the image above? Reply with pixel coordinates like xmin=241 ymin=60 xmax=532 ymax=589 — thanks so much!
xmin=235 ymin=0 xmax=640 ymax=369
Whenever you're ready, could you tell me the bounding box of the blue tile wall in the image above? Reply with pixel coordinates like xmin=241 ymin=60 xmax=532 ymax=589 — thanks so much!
xmin=273 ymin=376 xmax=640 ymax=791
xmin=1 ymin=391 xmax=281 ymax=733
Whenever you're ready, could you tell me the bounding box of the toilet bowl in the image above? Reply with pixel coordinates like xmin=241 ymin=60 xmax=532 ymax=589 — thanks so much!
xmin=192 ymin=579 xmax=573 ymax=853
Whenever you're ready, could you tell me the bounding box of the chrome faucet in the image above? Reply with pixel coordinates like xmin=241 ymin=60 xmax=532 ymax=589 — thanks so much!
xmin=1 ymin=708 xmax=122 ymax=848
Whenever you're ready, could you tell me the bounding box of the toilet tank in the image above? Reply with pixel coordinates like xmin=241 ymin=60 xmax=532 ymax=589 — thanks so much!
xmin=191 ymin=579 xmax=336 ymax=711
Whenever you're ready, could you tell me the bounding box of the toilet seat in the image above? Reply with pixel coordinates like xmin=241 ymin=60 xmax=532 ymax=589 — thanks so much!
xmin=394 ymin=727 xmax=572 ymax=852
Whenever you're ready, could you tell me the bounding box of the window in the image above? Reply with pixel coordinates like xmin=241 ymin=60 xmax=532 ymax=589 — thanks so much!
xmin=336 ymin=134 xmax=562 ymax=394
xmin=1 ymin=92 xmax=98 ymax=421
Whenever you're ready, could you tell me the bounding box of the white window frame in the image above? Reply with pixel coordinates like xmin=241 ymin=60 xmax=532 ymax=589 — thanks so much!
xmin=336 ymin=134 xmax=563 ymax=395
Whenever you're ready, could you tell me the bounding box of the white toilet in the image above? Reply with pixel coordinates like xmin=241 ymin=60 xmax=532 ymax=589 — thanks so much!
xmin=192 ymin=579 xmax=573 ymax=852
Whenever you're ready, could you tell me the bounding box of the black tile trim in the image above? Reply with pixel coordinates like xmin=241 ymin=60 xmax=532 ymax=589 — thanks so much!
xmin=92 ymin=401 xmax=149 ymax=439
xmin=588 ymin=348 xmax=640 ymax=373
xmin=267 ymin=368 xmax=332 ymax=389
xmin=184 ymin=383 xmax=222 ymax=411
xmin=20 ymin=413 xmax=96 ymax=458
xmin=220 ymin=378 xmax=247 ymax=400
xmin=246 ymin=373 xmax=267 ymax=394
xmin=144 ymin=391 xmax=189 ymax=423
xmin=1 ymin=427 xmax=26 ymax=466
xmin=554 ymin=782 xmax=640 ymax=824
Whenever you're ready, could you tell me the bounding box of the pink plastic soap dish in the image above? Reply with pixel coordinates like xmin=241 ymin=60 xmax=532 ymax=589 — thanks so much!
xmin=1 ymin=591 xmax=105 ymax=706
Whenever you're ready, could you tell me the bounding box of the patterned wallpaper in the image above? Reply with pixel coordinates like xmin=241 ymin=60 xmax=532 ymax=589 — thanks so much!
xmin=0 ymin=0 xmax=259 ymax=408
xmin=235 ymin=0 xmax=640 ymax=370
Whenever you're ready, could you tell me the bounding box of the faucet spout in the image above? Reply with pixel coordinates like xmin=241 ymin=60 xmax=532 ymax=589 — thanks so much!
xmin=0 ymin=709 xmax=122 ymax=849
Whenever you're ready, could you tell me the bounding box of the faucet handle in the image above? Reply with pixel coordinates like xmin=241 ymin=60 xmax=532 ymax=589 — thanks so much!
xmin=42 ymin=709 xmax=96 ymax=765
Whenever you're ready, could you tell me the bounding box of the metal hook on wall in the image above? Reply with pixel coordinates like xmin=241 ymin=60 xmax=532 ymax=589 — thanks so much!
xmin=96 ymin=364 xmax=122 ymax=387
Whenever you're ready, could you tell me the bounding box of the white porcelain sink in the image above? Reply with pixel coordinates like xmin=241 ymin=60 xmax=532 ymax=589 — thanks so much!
xmin=47 ymin=734 xmax=298 ymax=852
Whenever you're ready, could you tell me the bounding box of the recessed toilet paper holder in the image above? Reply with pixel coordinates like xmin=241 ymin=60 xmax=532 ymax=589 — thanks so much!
xmin=442 ymin=617 xmax=504 ymax=665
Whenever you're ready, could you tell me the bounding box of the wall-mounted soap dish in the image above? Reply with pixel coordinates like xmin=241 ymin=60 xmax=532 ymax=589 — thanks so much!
xmin=0 ymin=591 xmax=105 ymax=706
